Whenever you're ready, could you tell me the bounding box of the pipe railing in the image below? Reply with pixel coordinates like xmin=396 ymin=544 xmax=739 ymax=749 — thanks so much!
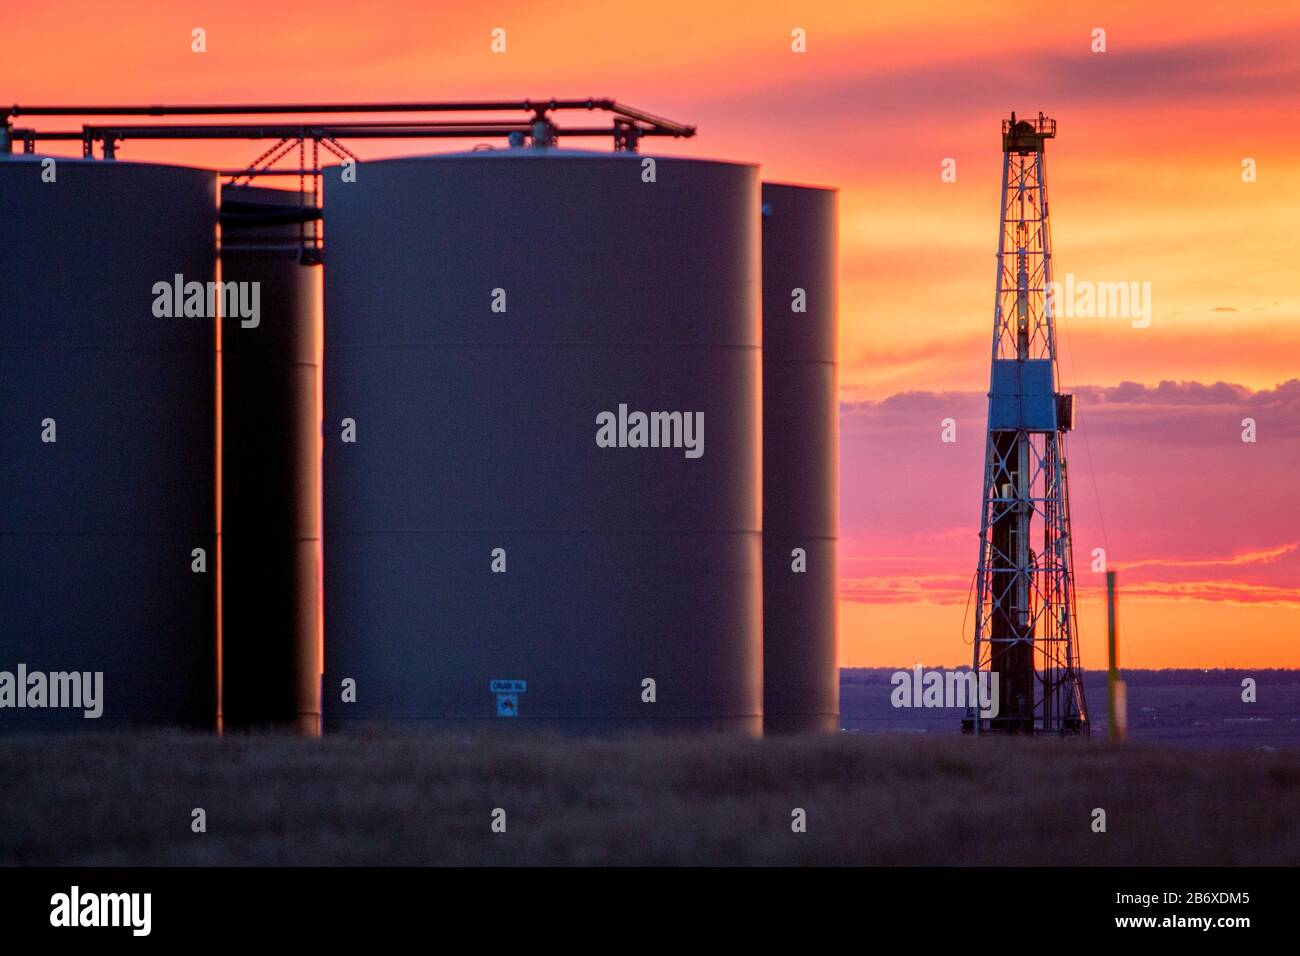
xmin=1 ymin=98 xmax=696 ymax=157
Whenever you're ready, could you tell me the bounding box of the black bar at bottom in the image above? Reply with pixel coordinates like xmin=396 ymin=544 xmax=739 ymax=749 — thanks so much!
xmin=0 ymin=867 xmax=1284 ymax=942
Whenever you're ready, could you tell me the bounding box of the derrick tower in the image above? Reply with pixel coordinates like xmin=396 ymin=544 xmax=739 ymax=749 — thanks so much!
xmin=965 ymin=112 xmax=1088 ymax=735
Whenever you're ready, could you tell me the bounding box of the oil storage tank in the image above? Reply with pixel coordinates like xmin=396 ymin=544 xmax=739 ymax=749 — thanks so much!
xmin=760 ymin=183 xmax=839 ymax=734
xmin=323 ymin=150 xmax=761 ymax=732
xmin=0 ymin=157 xmax=218 ymax=731
xmin=218 ymin=185 xmax=322 ymax=734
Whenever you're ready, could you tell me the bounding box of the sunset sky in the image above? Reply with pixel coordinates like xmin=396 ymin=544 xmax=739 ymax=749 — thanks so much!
xmin=6 ymin=0 xmax=1297 ymax=668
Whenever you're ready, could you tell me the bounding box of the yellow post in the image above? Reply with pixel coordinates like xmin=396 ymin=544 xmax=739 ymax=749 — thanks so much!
xmin=1107 ymin=570 xmax=1126 ymax=742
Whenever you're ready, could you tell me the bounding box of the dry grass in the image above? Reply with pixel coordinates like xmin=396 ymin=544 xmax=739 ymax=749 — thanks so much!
xmin=1 ymin=731 xmax=1297 ymax=866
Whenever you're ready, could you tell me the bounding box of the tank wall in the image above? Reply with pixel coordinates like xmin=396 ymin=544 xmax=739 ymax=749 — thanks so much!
xmin=322 ymin=154 xmax=762 ymax=731
xmin=219 ymin=185 xmax=322 ymax=733
xmin=0 ymin=159 xmax=218 ymax=730
xmin=761 ymin=182 xmax=839 ymax=734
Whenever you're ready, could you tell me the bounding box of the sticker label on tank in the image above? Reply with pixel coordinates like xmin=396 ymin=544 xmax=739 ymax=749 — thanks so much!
xmin=489 ymin=679 xmax=527 ymax=693
xmin=496 ymin=694 xmax=519 ymax=718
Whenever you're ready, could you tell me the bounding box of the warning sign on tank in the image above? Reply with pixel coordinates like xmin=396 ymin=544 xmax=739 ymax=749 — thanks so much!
xmin=491 ymin=679 xmax=526 ymax=717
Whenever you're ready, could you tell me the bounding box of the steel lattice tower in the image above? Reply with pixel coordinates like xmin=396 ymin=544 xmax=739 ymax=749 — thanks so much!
xmin=965 ymin=113 xmax=1088 ymax=735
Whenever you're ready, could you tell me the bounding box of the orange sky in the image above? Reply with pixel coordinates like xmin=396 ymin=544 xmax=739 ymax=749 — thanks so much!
xmin=5 ymin=0 xmax=1298 ymax=667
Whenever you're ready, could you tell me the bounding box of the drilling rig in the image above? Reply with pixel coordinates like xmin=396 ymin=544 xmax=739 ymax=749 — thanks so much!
xmin=964 ymin=113 xmax=1088 ymax=735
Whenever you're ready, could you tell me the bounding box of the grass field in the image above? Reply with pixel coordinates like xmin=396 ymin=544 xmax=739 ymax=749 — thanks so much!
xmin=2 ymin=731 xmax=1298 ymax=866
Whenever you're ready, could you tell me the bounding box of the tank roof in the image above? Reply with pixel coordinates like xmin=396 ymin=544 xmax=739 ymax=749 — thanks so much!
xmin=319 ymin=147 xmax=758 ymax=170
xmin=0 ymin=154 xmax=215 ymax=173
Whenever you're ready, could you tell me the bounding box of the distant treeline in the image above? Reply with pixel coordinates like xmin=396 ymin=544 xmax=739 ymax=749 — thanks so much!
xmin=841 ymin=668 xmax=1300 ymax=686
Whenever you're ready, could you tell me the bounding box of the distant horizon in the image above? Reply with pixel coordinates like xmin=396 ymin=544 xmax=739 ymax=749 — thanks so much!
xmin=840 ymin=665 xmax=1300 ymax=674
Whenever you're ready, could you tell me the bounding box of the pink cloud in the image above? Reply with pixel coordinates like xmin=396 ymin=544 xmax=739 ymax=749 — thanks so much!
xmin=840 ymin=380 xmax=1300 ymax=610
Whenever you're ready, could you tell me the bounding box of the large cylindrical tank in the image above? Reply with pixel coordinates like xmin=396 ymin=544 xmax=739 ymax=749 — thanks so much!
xmin=0 ymin=157 xmax=218 ymax=731
xmin=760 ymin=182 xmax=839 ymax=734
xmin=218 ymin=185 xmax=322 ymax=734
xmin=322 ymin=150 xmax=761 ymax=732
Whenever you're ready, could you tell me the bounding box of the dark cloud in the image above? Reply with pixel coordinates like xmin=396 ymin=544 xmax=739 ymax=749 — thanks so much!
xmin=1079 ymin=378 xmax=1300 ymax=407
xmin=841 ymin=379 xmax=1300 ymax=446
xmin=842 ymin=389 xmax=982 ymax=417
xmin=848 ymin=378 xmax=1300 ymax=413
xmin=700 ymin=30 xmax=1300 ymax=122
